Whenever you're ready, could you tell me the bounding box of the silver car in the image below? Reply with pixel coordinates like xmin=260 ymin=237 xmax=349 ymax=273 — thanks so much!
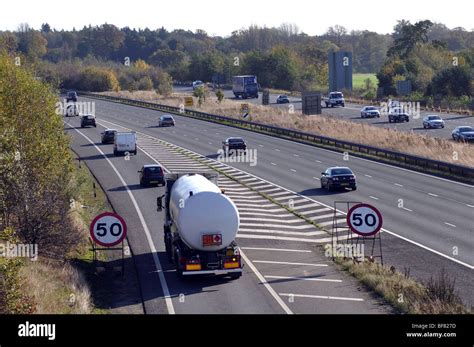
xmin=423 ymin=115 xmax=445 ymax=129
xmin=361 ymin=106 xmax=380 ymax=118
xmin=452 ymin=126 xmax=474 ymax=142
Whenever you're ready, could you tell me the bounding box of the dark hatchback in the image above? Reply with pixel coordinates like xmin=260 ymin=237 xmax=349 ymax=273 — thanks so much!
xmin=101 ymin=129 xmax=117 ymax=144
xmin=222 ymin=137 xmax=247 ymax=155
xmin=321 ymin=167 xmax=357 ymax=191
xmin=139 ymin=165 xmax=165 ymax=187
xmin=80 ymin=114 xmax=96 ymax=128
xmin=66 ymin=91 xmax=77 ymax=102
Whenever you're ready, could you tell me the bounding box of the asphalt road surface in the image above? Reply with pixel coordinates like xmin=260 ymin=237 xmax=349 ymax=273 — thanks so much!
xmin=67 ymin=96 xmax=474 ymax=309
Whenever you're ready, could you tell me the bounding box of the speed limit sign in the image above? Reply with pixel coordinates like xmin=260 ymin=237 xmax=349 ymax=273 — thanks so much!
xmin=90 ymin=212 xmax=127 ymax=247
xmin=346 ymin=203 xmax=383 ymax=236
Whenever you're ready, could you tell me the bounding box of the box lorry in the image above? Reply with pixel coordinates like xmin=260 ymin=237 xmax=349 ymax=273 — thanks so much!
xmin=232 ymin=75 xmax=259 ymax=99
xmin=113 ymin=131 xmax=137 ymax=155
xmin=157 ymin=173 xmax=243 ymax=279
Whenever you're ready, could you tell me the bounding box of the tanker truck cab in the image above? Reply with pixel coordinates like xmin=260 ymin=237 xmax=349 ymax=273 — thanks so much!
xmin=157 ymin=173 xmax=243 ymax=279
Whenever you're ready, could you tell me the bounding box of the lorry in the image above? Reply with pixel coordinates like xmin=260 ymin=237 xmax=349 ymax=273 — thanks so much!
xmin=157 ymin=173 xmax=243 ymax=279
xmin=323 ymin=91 xmax=345 ymax=108
xmin=113 ymin=131 xmax=137 ymax=155
xmin=232 ymin=75 xmax=259 ymax=99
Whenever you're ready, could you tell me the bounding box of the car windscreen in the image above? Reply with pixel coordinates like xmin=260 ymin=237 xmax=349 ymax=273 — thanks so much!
xmin=162 ymin=116 xmax=173 ymax=120
xmin=228 ymin=138 xmax=244 ymax=143
xmin=365 ymin=107 xmax=376 ymax=110
xmin=331 ymin=168 xmax=353 ymax=175
xmin=429 ymin=116 xmax=441 ymax=120
xmin=331 ymin=93 xmax=343 ymax=98
xmin=459 ymin=127 xmax=474 ymax=132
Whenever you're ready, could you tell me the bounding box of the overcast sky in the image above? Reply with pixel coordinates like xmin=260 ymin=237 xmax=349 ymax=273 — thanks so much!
xmin=1 ymin=0 xmax=472 ymax=36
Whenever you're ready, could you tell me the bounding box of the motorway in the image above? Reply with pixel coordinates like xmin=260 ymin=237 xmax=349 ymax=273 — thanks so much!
xmin=67 ymin=96 xmax=473 ymax=311
xmin=174 ymin=86 xmax=474 ymax=141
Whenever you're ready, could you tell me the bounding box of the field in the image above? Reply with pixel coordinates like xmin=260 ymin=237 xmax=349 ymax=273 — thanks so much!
xmin=353 ymin=73 xmax=378 ymax=89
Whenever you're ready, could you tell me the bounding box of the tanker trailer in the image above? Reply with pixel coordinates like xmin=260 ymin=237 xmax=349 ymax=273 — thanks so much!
xmin=157 ymin=173 xmax=242 ymax=279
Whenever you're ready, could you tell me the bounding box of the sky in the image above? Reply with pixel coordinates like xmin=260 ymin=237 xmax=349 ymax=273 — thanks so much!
xmin=1 ymin=0 xmax=472 ymax=36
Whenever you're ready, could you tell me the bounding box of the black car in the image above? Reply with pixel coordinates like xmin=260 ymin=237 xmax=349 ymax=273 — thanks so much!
xmin=101 ymin=129 xmax=117 ymax=144
xmin=222 ymin=137 xmax=247 ymax=155
xmin=80 ymin=114 xmax=96 ymax=128
xmin=321 ymin=167 xmax=357 ymax=191
xmin=139 ymin=165 xmax=165 ymax=187
xmin=66 ymin=91 xmax=77 ymax=102
xmin=388 ymin=112 xmax=409 ymax=123
xmin=158 ymin=115 xmax=175 ymax=127
xmin=276 ymin=95 xmax=290 ymax=104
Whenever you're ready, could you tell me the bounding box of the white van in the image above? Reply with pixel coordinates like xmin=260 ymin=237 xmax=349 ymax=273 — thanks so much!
xmin=114 ymin=132 xmax=137 ymax=156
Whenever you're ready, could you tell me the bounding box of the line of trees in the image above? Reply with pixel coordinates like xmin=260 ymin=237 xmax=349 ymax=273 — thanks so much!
xmin=0 ymin=21 xmax=471 ymax=97
xmin=0 ymin=52 xmax=81 ymax=259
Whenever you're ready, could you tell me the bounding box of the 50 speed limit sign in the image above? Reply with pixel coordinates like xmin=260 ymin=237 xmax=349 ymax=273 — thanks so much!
xmin=346 ymin=203 xmax=383 ymax=236
xmin=90 ymin=212 xmax=127 ymax=247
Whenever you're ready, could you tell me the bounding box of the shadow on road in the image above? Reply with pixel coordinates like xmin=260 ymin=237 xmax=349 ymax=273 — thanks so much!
xmin=298 ymin=188 xmax=352 ymax=197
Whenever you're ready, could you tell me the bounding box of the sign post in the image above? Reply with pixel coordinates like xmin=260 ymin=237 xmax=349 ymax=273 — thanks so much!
xmin=240 ymin=103 xmax=250 ymax=119
xmin=90 ymin=212 xmax=128 ymax=275
xmin=331 ymin=202 xmax=383 ymax=264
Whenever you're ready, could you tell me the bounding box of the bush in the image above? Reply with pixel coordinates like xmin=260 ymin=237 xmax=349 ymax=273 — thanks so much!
xmin=76 ymin=66 xmax=120 ymax=92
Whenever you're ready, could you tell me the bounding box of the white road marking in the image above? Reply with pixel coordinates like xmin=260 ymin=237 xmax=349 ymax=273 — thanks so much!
xmin=394 ymin=183 xmax=403 ymax=187
xmin=402 ymin=207 xmax=413 ymax=212
xmin=279 ymin=293 xmax=364 ymax=302
xmin=241 ymin=247 xmax=312 ymax=253
xmin=275 ymin=149 xmax=280 ymax=152
xmin=467 ymin=204 xmax=474 ymax=208
xmin=253 ymin=260 xmax=328 ymax=267
xmin=66 ymin=122 xmax=175 ymax=314
xmin=364 ymin=174 xmax=373 ymax=178
xmin=240 ymin=251 xmax=293 ymax=314
xmin=271 ymin=162 xmax=277 ymax=166
xmin=428 ymin=193 xmax=439 ymax=197
xmin=313 ymin=177 xmax=320 ymax=180
xmin=290 ymin=169 xmax=297 ymax=172
xmin=445 ymin=222 xmax=456 ymax=228
xmin=369 ymin=196 xmax=379 ymax=200
xmin=315 ymin=160 xmax=322 ymax=163
xmin=293 ymin=154 xmax=299 ymax=157
xmin=259 ymin=144 xmax=264 ymax=147
xmin=265 ymin=275 xmax=342 ymax=283
xmin=237 ymin=234 xmax=332 ymax=243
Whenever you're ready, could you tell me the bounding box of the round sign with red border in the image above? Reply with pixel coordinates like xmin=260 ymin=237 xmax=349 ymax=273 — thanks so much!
xmin=90 ymin=212 xmax=127 ymax=247
xmin=346 ymin=203 xmax=383 ymax=236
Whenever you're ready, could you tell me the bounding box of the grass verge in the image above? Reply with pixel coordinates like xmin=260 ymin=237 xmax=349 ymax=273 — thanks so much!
xmin=333 ymin=257 xmax=470 ymax=314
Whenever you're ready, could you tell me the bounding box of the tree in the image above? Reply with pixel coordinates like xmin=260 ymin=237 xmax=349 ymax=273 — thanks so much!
xmin=429 ymin=67 xmax=471 ymax=97
xmin=0 ymin=53 xmax=80 ymax=258
xmin=388 ymin=20 xmax=433 ymax=58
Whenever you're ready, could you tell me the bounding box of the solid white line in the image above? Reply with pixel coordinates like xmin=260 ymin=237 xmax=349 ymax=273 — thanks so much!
xmin=253 ymin=260 xmax=328 ymax=267
xmin=66 ymin=122 xmax=175 ymax=314
xmin=265 ymin=275 xmax=342 ymax=283
xmin=279 ymin=293 xmax=364 ymax=302
xmin=444 ymin=222 xmax=456 ymax=228
xmin=96 ymin=118 xmax=474 ymax=270
xmin=240 ymin=251 xmax=293 ymax=314
xmin=241 ymin=247 xmax=312 ymax=253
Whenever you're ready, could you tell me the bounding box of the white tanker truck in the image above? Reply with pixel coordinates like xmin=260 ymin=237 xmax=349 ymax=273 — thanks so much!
xmin=157 ymin=173 xmax=243 ymax=279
